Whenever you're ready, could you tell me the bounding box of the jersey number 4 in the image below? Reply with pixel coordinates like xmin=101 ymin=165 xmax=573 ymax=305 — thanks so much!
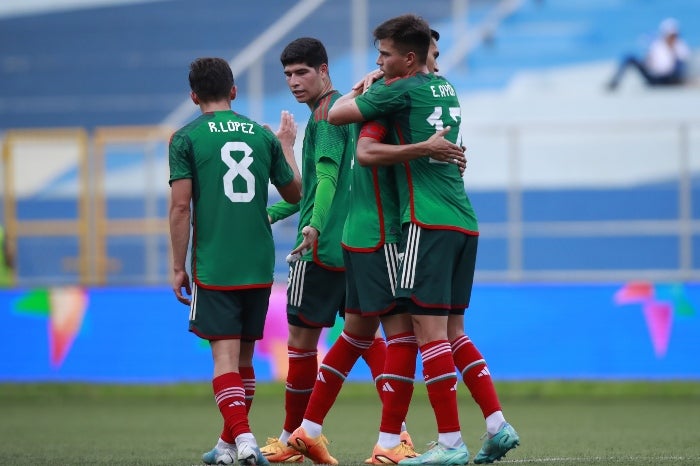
xmin=221 ymin=141 xmax=255 ymax=203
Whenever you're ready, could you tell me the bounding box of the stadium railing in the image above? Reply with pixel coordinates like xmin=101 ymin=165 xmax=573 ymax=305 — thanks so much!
xmin=1 ymin=118 xmax=699 ymax=286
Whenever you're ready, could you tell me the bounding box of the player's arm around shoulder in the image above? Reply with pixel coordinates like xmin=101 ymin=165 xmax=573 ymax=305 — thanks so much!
xmin=328 ymin=86 xmax=364 ymax=126
xmin=356 ymin=124 xmax=465 ymax=169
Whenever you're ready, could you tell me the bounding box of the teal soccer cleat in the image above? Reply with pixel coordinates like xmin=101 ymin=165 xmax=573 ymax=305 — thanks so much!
xmin=473 ymin=423 xmax=520 ymax=464
xmin=399 ymin=441 xmax=469 ymax=465
xmin=202 ymin=446 xmax=237 ymax=465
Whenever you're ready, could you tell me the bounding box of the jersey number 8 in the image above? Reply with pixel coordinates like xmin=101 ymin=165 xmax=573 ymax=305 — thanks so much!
xmin=221 ymin=141 xmax=255 ymax=203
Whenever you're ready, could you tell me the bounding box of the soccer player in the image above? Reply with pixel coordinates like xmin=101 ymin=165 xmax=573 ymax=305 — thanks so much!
xmin=328 ymin=14 xmax=520 ymax=464
xmin=259 ymin=38 xmax=355 ymax=465
xmin=168 ymin=57 xmax=301 ymax=466
xmin=354 ymin=28 xmax=520 ymax=465
xmin=285 ymin=32 xmax=466 ymax=466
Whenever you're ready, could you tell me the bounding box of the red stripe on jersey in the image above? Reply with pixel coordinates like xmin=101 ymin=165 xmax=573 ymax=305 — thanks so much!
xmin=313 ymin=91 xmax=337 ymax=122
xmin=193 ymin=278 xmax=273 ymax=291
xmin=372 ymin=166 xmax=386 ymax=245
xmin=358 ymin=122 xmax=388 ymax=250
xmin=395 ymin=122 xmax=479 ymax=235
xmin=340 ymin=166 xmax=387 ymax=253
xmin=342 ymin=243 xmax=381 ymax=253
xmin=404 ymin=160 xmax=480 ymax=236
xmin=413 ymin=221 xmax=480 ymax=236
xmin=312 ymin=245 xmax=346 ymax=271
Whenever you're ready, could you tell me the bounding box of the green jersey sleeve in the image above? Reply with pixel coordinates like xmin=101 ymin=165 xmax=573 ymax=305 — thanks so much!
xmin=309 ymin=158 xmax=339 ymax=233
xmin=268 ymin=200 xmax=300 ymax=224
xmin=168 ymin=132 xmax=193 ymax=184
xmin=314 ymin=120 xmax=347 ymax=165
xmin=355 ymin=78 xmax=408 ymax=122
xmin=294 ymin=91 xmax=353 ymax=269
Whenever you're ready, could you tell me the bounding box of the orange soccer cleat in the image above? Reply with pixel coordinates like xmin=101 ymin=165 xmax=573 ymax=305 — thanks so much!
xmin=287 ymin=427 xmax=338 ymax=465
xmin=260 ymin=437 xmax=304 ymax=463
xmin=365 ymin=441 xmax=418 ymax=464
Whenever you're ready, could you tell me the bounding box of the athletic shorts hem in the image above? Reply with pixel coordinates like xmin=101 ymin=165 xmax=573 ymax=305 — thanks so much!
xmin=189 ymin=328 xmax=259 ymax=341
xmin=287 ymin=308 xmax=335 ymax=328
xmin=344 ymin=302 xmax=397 ymax=317
xmin=193 ymin=280 xmax=273 ymax=291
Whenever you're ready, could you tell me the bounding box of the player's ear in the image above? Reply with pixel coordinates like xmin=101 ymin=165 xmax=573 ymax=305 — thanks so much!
xmin=405 ymin=51 xmax=416 ymax=67
xmin=319 ymin=63 xmax=329 ymax=77
xmin=230 ymin=85 xmax=237 ymax=101
xmin=190 ymin=91 xmax=199 ymax=105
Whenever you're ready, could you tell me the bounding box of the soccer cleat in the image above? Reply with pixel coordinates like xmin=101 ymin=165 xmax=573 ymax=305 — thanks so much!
xmin=238 ymin=443 xmax=271 ymax=466
xmin=287 ymin=427 xmax=338 ymax=465
xmin=260 ymin=437 xmax=304 ymax=463
xmin=398 ymin=441 xmax=469 ymax=465
xmin=473 ymin=423 xmax=520 ymax=464
xmin=365 ymin=433 xmax=417 ymax=464
xmin=400 ymin=431 xmax=414 ymax=449
xmin=366 ymin=441 xmax=419 ymax=464
xmin=202 ymin=447 xmax=237 ymax=465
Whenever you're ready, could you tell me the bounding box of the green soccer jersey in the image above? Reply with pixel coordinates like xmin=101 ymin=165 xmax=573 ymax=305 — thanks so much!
xmin=292 ymin=90 xmax=353 ymax=268
xmin=341 ymin=120 xmax=402 ymax=251
xmin=169 ymin=110 xmax=295 ymax=289
xmin=356 ymin=74 xmax=478 ymax=234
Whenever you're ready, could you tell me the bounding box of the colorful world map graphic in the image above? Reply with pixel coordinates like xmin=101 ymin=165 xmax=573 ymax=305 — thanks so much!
xmin=11 ymin=285 xmax=338 ymax=378
xmin=614 ymin=282 xmax=695 ymax=358
xmin=12 ymin=287 xmax=89 ymax=368
xmin=7 ymin=282 xmax=695 ymax=377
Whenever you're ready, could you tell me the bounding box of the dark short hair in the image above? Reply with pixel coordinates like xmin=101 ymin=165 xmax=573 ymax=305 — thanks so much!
xmin=373 ymin=14 xmax=431 ymax=63
xmin=280 ymin=37 xmax=328 ymax=69
xmin=430 ymin=29 xmax=440 ymax=41
xmin=188 ymin=57 xmax=234 ymax=103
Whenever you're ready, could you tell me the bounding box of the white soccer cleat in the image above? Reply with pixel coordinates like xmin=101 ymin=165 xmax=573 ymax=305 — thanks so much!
xmin=202 ymin=446 xmax=237 ymax=465
xmin=237 ymin=443 xmax=270 ymax=466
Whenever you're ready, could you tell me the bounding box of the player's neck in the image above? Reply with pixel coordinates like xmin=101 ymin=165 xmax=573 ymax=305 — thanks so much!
xmin=307 ymin=81 xmax=334 ymax=109
xmin=410 ymin=64 xmax=429 ymax=75
xmin=200 ymin=100 xmax=232 ymax=113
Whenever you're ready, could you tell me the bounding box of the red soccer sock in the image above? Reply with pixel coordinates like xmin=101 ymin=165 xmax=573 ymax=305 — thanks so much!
xmin=283 ymin=346 xmax=318 ymax=433
xmin=451 ymin=335 xmax=501 ymax=418
xmin=304 ymin=331 xmax=373 ymax=424
xmin=218 ymin=367 xmax=255 ymax=443
xmin=379 ymin=332 xmax=417 ymax=434
xmin=213 ymin=372 xmax=250 ymax=440
xmin=239 ymin=366 xmax=256 ymax=413
xmin=421 ymin=340 xmax=460 ymax=433
xmin=218 ymin=428 xmax=235 ymax=445
xmin=362 ymin=337 xmax=387 ymax=400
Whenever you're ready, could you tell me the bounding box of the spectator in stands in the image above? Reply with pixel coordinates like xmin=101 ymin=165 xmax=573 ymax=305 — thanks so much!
xmin=607 ymin=18 xmax=691 ymax=91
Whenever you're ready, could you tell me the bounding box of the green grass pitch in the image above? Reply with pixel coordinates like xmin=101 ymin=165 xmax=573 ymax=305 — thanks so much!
xmin=1 ymin=381 xmax=699 ymax=465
